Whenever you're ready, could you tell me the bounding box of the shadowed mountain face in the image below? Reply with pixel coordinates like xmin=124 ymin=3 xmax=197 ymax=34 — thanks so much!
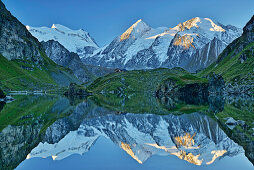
xmin=41 ymin=40 xmax=114 ymax=84
xmin=41 ymin=40 xmax=95 ymax=83
xmin=0 ymin=1 xmax=43 ymax=62
xmin=0 ymin=1 xmax=79 ymax=90
xmin=199 ymin=15 xmax=254 ymax=94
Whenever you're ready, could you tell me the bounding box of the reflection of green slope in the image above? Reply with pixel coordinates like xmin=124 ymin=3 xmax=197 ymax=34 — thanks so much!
xmin=0 ymin=95 xmax=89 ymax=169
xmin=205 ymin=97 xmax=254 ymax=129
xmin=169 ymin=103 xmax=208 ymax=114
xmin=217 ymin=103 xmax=254 ymax=128
xmin=87 ymin=67 xmax=208 ymax=115
xmin=90 ymin=93 xmax=168 ymax=114
xmin=0 ymin=95 xmax=74 ymax=132
xmin=90 ymin=93 xmax=208 ymax=115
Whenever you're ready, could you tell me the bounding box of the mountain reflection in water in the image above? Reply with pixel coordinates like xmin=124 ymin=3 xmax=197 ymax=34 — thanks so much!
xmin=27 ymin=112 xmax=242 ymax=166
xmin=0 ymin=94 xmax=253 ymax=170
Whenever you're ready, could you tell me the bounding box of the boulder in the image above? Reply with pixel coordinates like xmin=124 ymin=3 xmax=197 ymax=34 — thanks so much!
xmin=208 ymin=73 xmax=225 ymax=94
xmin=225 ymin=117 xmax=237 ymax=125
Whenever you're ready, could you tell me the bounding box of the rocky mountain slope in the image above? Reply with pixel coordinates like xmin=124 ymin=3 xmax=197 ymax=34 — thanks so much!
xmin=0 ymin=1 xmax=79 ymax=90
xmin=199 ymin=15 xmax=254 ymax=94
xmin=41 ymin=40 xmax=96 ymax=83
xmin=41 ymin=40 xmax=114 ymax=84
xmin=0 ymin=1 xmax=42 ymax=62
xmin=27 ymin=24 xmax=99 ymax=59
xmin=83 ymin=17 xmax=241 ymax=72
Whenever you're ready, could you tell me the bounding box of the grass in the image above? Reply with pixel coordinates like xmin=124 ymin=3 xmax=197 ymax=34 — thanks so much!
xmin=86 ymin=67 xmax=208 ymax=115
xmin=0 ymin=53 xmax=78 ymax=91
xmin=87 ymin=68 xmax=207 ymax=94
xmin=215 ymin=102 xmax=254 ymax=129
xmin=199 ymin=41 xmax=254 ymax=84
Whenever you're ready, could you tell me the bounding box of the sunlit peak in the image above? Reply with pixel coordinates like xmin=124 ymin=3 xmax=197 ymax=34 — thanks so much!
xmin=173 ymin=17 xmax=201 ymax=31
xmin=120 ymin=19 xmax=149 ymax=41
xmin=51 ymin=24 xmax=57 ymax=29
xmin=135 ymin=19 xmax=142 ymax=25
xmin=204 ymin=18 xmax=226 ymax=32
xmin=26 ymin=25 xmax=30 ymax=30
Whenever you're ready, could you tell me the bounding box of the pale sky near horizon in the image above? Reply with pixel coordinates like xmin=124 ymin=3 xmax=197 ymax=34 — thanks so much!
xmin=2 ymin=0 xmax=254 ymax=46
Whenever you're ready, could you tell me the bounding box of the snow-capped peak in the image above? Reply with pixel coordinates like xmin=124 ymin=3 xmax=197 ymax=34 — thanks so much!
xmin=50 ymin=24 xmax=76 ymax=32
xmin=84 ymin=16 xmax=241 ymax=71
xmin=172 ymin=17 xmax=201 ymax=31
xmin=120 ymin=19 xmax=151 ymax=41
xmin=172 ymin=17 xmax=225 ymax=33
xmin=51 ymin=24 xmax=57 ymax=29
xmin=204 ymin=18 xmax=225 ymax=32
xmin=27 ymin=24 xmax=99 ymax=58
xmin=26 ymin=25 xmax=31 ymax=30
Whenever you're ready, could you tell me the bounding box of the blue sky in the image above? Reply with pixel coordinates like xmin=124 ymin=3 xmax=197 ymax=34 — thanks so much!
xmin=2 ymin=0 xmax=254 ymax=46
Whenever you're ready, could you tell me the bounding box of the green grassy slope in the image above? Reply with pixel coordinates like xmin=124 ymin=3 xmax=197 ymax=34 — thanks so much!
xmin=199 ymin=41 xmax=254 ymax=84
xmin=87 ymin=68 xmax=207 ymax=94
xmin=87 ymin=68 xmax=208 ymax=115
xmin=0 ymin=0 xmax=79 ymax=91
xmin=199 ymin=15 xmax=254 ymax=86
xmin=0 ymin=53 xmax=79 ymax=91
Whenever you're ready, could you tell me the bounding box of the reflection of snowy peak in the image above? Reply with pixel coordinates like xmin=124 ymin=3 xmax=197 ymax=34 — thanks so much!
xmin=83 ymin=17 xmax=241 ymax=72
xmin=29 ymin=113 xmax=243 ymax=165
xmin=27 ymin=24 xmax=99 ymax=58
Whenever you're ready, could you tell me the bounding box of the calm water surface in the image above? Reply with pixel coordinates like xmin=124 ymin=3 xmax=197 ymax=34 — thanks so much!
xmin=0 ymin=94 xmax=253 ymax=170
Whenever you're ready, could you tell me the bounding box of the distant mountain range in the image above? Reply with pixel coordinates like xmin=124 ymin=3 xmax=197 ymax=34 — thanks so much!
xmin=28 ymin=18 xmax=242 ymax=72
xmin=86 ymin=18 xmax=241 ymax=72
